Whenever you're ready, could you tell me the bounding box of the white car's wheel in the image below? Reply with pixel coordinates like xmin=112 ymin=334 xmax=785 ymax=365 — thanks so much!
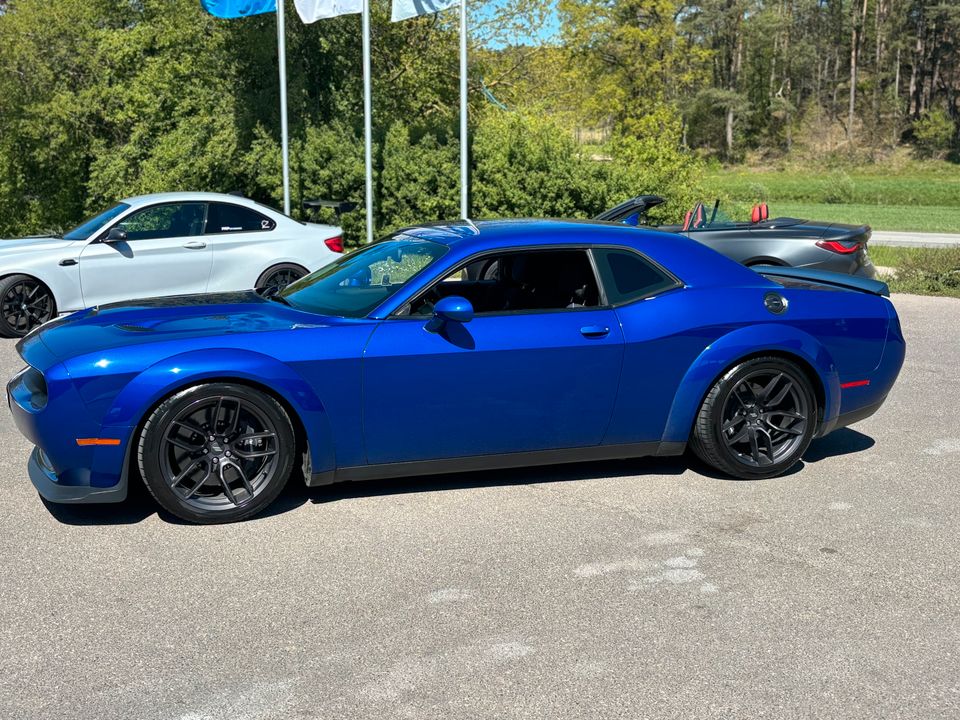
xmin=0 ymin=274 xmax=57 ymax=338
xmin=257 ymin=263 xmax=308 ymax=291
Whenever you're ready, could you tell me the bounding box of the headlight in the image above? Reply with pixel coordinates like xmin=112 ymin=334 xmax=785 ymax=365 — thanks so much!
xmin=10 ymin=365 xmax=47 ymax=410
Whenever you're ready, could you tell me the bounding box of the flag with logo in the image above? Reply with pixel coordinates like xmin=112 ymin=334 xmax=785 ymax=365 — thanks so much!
xmin=294 ymin=0 xmax=362 ymax=23
xmin=391 ymin=0 xmax=459 ymax=22
xmin=200 ymin=0 xmax=276 ymax=18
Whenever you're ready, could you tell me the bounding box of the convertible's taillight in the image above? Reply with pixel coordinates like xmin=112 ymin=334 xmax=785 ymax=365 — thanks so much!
xmin=324 ymin=236 xmax=344 ymax=253
xmin=816 ymin=239 xmax=861 ymax=254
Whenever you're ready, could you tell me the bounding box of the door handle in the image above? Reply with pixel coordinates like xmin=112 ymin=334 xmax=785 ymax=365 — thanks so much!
xmin=183 ymin=241 xmax=207 ymax=250
xmin=580 ymin=325 xmax=610 ymax=338
xmin=59 ymin=258 xmax=78 ymax=267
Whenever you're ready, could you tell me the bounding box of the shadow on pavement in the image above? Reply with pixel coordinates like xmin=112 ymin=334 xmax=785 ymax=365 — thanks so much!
xmin=293 ymin=455 xmax=691 ymax=509
xmin=41 ymin=479 xmax=164 ymax=526
xmin=803 ymin=427 xmax=875 ymax=462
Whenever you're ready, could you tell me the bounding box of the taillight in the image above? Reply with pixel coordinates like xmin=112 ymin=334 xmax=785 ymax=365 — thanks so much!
xmin=816 ymin=239 xmax=861 ymax=254
xmin=324 ymin=236 xmax=344 ymax=253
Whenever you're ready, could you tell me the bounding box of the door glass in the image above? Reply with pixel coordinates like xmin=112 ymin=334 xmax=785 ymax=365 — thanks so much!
xmin=117 ymin=203 xmax=206 ymax=240
xmin=407 ymin=249 xmax=601 ymax=316
xmin=205 ymin=203 xmax=275 ymax=233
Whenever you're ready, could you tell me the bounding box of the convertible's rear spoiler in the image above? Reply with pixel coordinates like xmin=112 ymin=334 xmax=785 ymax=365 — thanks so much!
xmin=752 ymin=265 xmax=890 ymax=297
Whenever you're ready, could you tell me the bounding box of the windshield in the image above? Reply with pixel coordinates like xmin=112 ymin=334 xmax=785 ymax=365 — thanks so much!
xmin=63 ymin=203 xmax=130 ymax=241
xmin=278 ymin=235 xmax=448 ymax=317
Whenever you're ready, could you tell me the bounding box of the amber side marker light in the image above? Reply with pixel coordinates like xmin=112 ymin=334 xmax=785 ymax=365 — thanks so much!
xmin=75 ymin=438 xmax=121 ymax=447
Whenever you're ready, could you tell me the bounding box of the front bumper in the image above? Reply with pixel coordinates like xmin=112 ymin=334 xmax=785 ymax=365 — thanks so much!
xmin=28 ymin=447 xmax=126 ymax=504
xmin=8 ymin=335 xmax=131 ymax=504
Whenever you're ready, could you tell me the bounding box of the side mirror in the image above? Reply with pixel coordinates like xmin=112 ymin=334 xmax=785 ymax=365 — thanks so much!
xmin=104 ymin=227 xmax=128 ymax=243
xmin=426 ymin=295 xmax=473 ymax=332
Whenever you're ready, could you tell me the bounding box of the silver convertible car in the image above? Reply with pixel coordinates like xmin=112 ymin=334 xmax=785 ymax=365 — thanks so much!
xmin=0 ymin=192 xmax=343 ymax=338
xmin=597 ymin=196 xmax=877 ymax=279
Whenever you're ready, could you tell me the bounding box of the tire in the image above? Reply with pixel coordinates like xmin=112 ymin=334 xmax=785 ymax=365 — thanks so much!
xmin=256 ymin=263 xmax=308 ymax=291
xmin=0 ymin=274 xmax=57 ymax=338
xmin=690 ymin=356 xmax=817 ymax=480
xmin=137 ymin=383 xmax=296 ymax=524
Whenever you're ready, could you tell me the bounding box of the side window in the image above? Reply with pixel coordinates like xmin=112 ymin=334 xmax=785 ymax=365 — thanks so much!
xmin=116 ymin=203 xmax=206 ymax=240
xmin=407 ymin=249 xmax=601 ymax=316
xmin=205 ymin=203 xmax=276 ymax=234
xmin=593 ymin=248 xmax=679 ymax=304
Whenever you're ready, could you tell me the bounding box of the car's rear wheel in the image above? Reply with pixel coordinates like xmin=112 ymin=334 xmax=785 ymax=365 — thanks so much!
xmin=138 ymin=383 xmax=296 ymax=524
xmin=0 ymin=274 xmax=56 ymax=338
xmin=256 ymin=263 xmax=308 ymax=292
xmin=691 ymin=357 xmax=816 ymax=479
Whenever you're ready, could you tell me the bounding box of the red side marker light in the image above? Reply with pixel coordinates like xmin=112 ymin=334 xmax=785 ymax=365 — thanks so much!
xmin=840 ymin=380 xmax=870 ymax=389
xmin=76 ymin=438 xmax=121 ymax=446
xmin=324 ymin=236 xmax=344 ymax=253
xmin=816 ymin=240 xmax=860 ymax=255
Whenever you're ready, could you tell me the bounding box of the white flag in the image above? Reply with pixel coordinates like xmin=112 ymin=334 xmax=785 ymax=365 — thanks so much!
xmin=294 ymin=0 xmax=362 ymax=23
xmin=391 ymin=0 xmax=459 ymax=22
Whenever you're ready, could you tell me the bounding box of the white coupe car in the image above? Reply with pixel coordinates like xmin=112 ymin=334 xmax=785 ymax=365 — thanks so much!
xmin=0 ymin=192 xmax=344 ymax=337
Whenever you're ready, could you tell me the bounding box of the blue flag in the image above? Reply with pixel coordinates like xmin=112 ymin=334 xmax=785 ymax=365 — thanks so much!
xmin=201 ymin=0 xmax=276 ymax=18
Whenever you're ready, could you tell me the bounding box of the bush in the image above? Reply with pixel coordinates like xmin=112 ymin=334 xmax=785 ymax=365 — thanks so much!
xmin=822 ymin=171 xmax=856 ymax=204
xmin=913 ymin=109 xmax=955 ymax=159
xmin=379 ymin=123 xmax=459 ymax=233
xmin=472 ymin=110 xmax=615 ymax=219
xmin=887 ymin=246 xmax=960 ymax=298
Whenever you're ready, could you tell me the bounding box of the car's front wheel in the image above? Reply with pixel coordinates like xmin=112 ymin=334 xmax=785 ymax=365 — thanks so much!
xmin=690 ymin=356 xmax=817 ymax=479
xmin=0 ymin=274 xmax=57 ymax=338
xmin=138 ymin=383 xmax=296 ymax=523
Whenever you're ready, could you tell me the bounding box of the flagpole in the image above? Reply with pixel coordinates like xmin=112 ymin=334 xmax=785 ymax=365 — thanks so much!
xmin=459 ymin=0 xmax=469 ymax=219
xmin=277 ymin=0 xmax=291 ymax=215
xmin=362 ymin=0 xmax=374 ymax=244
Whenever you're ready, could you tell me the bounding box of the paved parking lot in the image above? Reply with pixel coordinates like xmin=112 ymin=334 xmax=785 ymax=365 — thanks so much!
xmin=0 ymin=294 xmax=958 ymax=720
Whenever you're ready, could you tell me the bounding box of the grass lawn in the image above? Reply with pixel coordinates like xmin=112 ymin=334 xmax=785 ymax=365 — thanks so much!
xmin=704 ymin=159 xmax=960 ymax=233
xmin=869 ymin=245 xmax=960 ymax=298
xmin=773 ymin=202 xmax=960 ymax=233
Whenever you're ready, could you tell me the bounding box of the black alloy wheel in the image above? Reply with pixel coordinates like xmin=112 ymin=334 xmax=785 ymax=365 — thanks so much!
xmin=0 ymin=275 xmax=56 ymax=338
xmin=691 ymin=357 xmax=817 ymax=479
xmin=138 ymin=383 xmax=296 ymax=523
xmin=257 ymin=264 xmax=307 ymax=292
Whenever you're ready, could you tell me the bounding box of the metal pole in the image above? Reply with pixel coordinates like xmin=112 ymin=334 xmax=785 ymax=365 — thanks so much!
xmin=362 ymin=0 xmax=374 ymax=244
xmin=459 ymin=0 xmax=469 ymax=219
xmin=277 ymin=0 xmax=291 ymax=215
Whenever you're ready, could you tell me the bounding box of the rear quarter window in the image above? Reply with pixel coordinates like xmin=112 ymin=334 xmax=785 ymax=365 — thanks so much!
xmin=205 ymin=203 xmax=275 ymax=234
xmin=593 ymin=248 xmax=680 ymax=304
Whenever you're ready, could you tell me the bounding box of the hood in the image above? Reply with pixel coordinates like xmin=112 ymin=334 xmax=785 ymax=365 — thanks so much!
xmin=32 ymin=291 xmax=336 ymax=360
xmin=0 ymin=236 xmax=75 ymax=253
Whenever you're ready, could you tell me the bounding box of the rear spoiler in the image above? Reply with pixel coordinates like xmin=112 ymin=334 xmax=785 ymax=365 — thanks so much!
xmin=753 ymin=265 xmax=890 ymax=297
xmin=303 ymin=199 xmax=358 ymax=220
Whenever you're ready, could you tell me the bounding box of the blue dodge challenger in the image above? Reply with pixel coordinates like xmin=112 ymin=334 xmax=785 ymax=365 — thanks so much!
xmin=8 ymin=220 xmax=905 ymax=523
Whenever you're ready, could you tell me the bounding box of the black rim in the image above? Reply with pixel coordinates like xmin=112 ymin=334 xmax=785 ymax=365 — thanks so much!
xmin=160 ymin=396 xmax=281 ymax=512
xmin=2 ymin=280 xmax=53 ymax=334
xmin=720 ymin=369 xmax=809 ymax=468
xmin=263 ymin=268 xmax=304 ymax=290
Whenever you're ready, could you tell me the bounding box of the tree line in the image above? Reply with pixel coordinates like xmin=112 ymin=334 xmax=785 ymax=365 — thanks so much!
xmin=0 ymin=0 xmax=956 ymax=243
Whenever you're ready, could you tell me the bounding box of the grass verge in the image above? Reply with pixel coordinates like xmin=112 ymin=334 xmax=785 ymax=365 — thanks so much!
xmin=870 ymin=246 xmax=960 ymax=298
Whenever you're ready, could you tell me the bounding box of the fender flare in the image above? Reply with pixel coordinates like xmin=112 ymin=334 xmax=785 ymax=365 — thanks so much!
xmin=100 ymin=348 xmax=336 ymax=473
xmin=660 ymin=323 xmax=841 ymax=444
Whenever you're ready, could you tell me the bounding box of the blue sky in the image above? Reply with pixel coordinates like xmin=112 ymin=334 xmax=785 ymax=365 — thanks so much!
xmin=476 ymin=0 xmax=561 ymax=47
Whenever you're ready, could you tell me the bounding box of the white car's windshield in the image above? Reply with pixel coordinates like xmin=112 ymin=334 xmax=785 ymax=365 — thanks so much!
xmin=278 ymin=235 xmax=448 ymax=318
xmin=63 ymin=203 xmax=130 ymax=241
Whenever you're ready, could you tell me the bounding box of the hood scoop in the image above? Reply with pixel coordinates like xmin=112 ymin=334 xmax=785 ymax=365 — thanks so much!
xmin=115 ymin=323 xmax=154 ymax=333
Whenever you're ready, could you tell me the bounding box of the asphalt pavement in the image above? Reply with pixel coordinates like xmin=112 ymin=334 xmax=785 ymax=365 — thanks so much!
xmin=0 ymin=294 xmax=958 ymax=720
xmin=871 ymin=230 xmax=960 ymax=248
